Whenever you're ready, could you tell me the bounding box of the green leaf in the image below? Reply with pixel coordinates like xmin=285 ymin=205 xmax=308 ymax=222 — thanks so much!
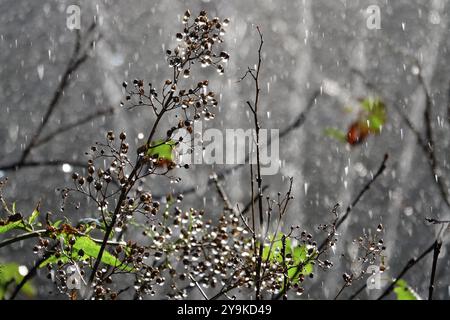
xmin=0 ymin=220 xmax=26 ymax=234
xmin=52 ymin=220 xmax=63 ymax=228
xmin=394 ymin=279 xmax=420 ymax=300
xmin=292 ymin=246 xmax=307 ymax=264
xmin=0 ymin=263 xmax=36 ymax=299
xmin=262 ymin=234 xmax=286 ymax=263
xmin=73 ymin=237 xmax=125 ymax=269
xmin=324 ymin=128 xmax=347 ymax=143
xmin=360 ymin=98 xmax=386 ymax=133
xmin=289 ymin=245 xmax=315 ymax=282
xmin=147 ymin=139 xmax=176 ymax=162
xmin=28 ymin=208 xmax=40 ymax=225
xmin=39 ymin=236 xmax=132 ymax=272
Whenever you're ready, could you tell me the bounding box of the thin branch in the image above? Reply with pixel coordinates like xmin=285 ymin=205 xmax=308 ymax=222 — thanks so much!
xmin=17 ymin=27 xmax=98 ymax=166
xmin=10 ymin=243 xmax=58 ymax=300
xmin=333 ymin=154 xmax=388 ymax=232
xmin=428 ymin=240 xmax=442 ymax=300
xmin=236 ymin=203 xmax=254 ymax=235
xmin=278 ymin=90 xmax=321 ymax=140
xmin=352 ymin=68 xmax=450 ymax=210
xmin=275 ymin=154 xmax=388 ymax=300
xmin=249 ymin=26 xmax=265 ymax=301
xmin=211 ymin=173 xmax=234 ymax=212
xmin=0 ymin=229 xmax=47 ymax=249
xmin=0 ymin=229 xmax=124 ymax=249
xmin=319 ymin=153 xmax=388 ymax=252
xmin=0 ymin=159 xmax=86 ymax=171
xmin=241 ymin=185 xmax=269 ymax=215
xmin=376 ymin=241 xmax=435 ymax=300
xmin=334 ymin=281 xmax=351 ymax=300
xmin=188 ymin=274 xmax=209 ymax=300
xmin=425 ymin=217 xmax=450 ymax=225
xmin=34 ymin=107 xmax=115 ymax=148
xmin=281 ymin=235 xmax=288 ymax=300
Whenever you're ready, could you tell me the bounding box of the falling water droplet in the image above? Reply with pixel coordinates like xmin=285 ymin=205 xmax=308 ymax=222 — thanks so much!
xmin=37 ymin=65 xmax=44 ymax=80
xmin=18 ymin=265 xmax=28 ymax=276
xmin=404 ymin=207 xmax=413 ymax=216
xmin=62 ymin=163 xmax=73 ymax=173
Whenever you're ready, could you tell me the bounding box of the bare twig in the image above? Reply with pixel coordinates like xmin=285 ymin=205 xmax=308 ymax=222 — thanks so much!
xmin=319 ymin=154 xmax=388 ymax=252
xmin=236 ymin=203 xmax=254 ymax=235
xmin=352 ymin=68 xmax=450 ymax=210
xmin=241 ymin=185 xmax=269 ymax=215
xmin=333 ymin=154 xmax=388 ymax=233
xmin=34 ymin=107 xmax=115 ymax=148
xmin=211 ymin=173 xmax=234 ymax=212
xmin=350 ymin=68 xmax=449 ymax=300
xmin=278 ymin=90 xmax=321 ymax=140
xmin=0 ymin=229 xmax=123 ymax=250
xmin=376 ymin=241 xmax=435 ymax=300
xmin=9 ymin=243 xmax=58 ymax=300
xmin=17 ymin=25 xmax=99 ymax=166
xmin=425 ymin=217 xmax=450 ymax=225
xmin=0 ymin=23 xmax=103 ymax=175
xmin=428 ymin=240 xmax=442 ymax=300
xmin=188 ymin=273 xmax=209 ymax=300
xmin=0 ymin=159 xmax=85 ymax=171
xmin=246 ymin=26 xmax=265 ymax=301
xmin=281 ymin=235 xmax=288 ymax=300
xmin=275 ymin=154 xmax=388 ymax=300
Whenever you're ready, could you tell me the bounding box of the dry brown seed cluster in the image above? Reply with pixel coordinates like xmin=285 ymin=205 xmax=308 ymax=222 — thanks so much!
xmin=121 ymin=10 xmax=229 ymax=125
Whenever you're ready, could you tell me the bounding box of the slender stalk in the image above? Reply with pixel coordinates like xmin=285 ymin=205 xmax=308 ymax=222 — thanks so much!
xmin=428 ymin=240 xmax=442 ymax=300
xmin=246 ymin=26 xmax=265 ymax=301
xmin=0 ymin=230 xmax=48 ymax=249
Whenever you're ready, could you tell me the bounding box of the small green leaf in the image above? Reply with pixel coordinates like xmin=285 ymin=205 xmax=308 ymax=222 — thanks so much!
xmin=289 ymin=245 xmax=315 ymax=282
xmin=394 ymin=279 xmax=420 ymax=300
xmin=28 ymin=208 xmax=40 ymax=225
xmin=52 ymin=220 xmax=63 ymax=228
xmin=147 ymin=139 xmax=176 ymax=162
xmin=292 ymin=246 xmax=307 ymax=264
xmin=361 ymin=98 xmax=386 ymax=133
xmin=0 ymin=220 xmax=26 ymax=234
xmin=324 ymin=128 xmax=347 ymax=143
xmin=262 ymin=234 xmax=286 ymax=263
xmin=301 ymin=262 xmax=314 ymax=276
